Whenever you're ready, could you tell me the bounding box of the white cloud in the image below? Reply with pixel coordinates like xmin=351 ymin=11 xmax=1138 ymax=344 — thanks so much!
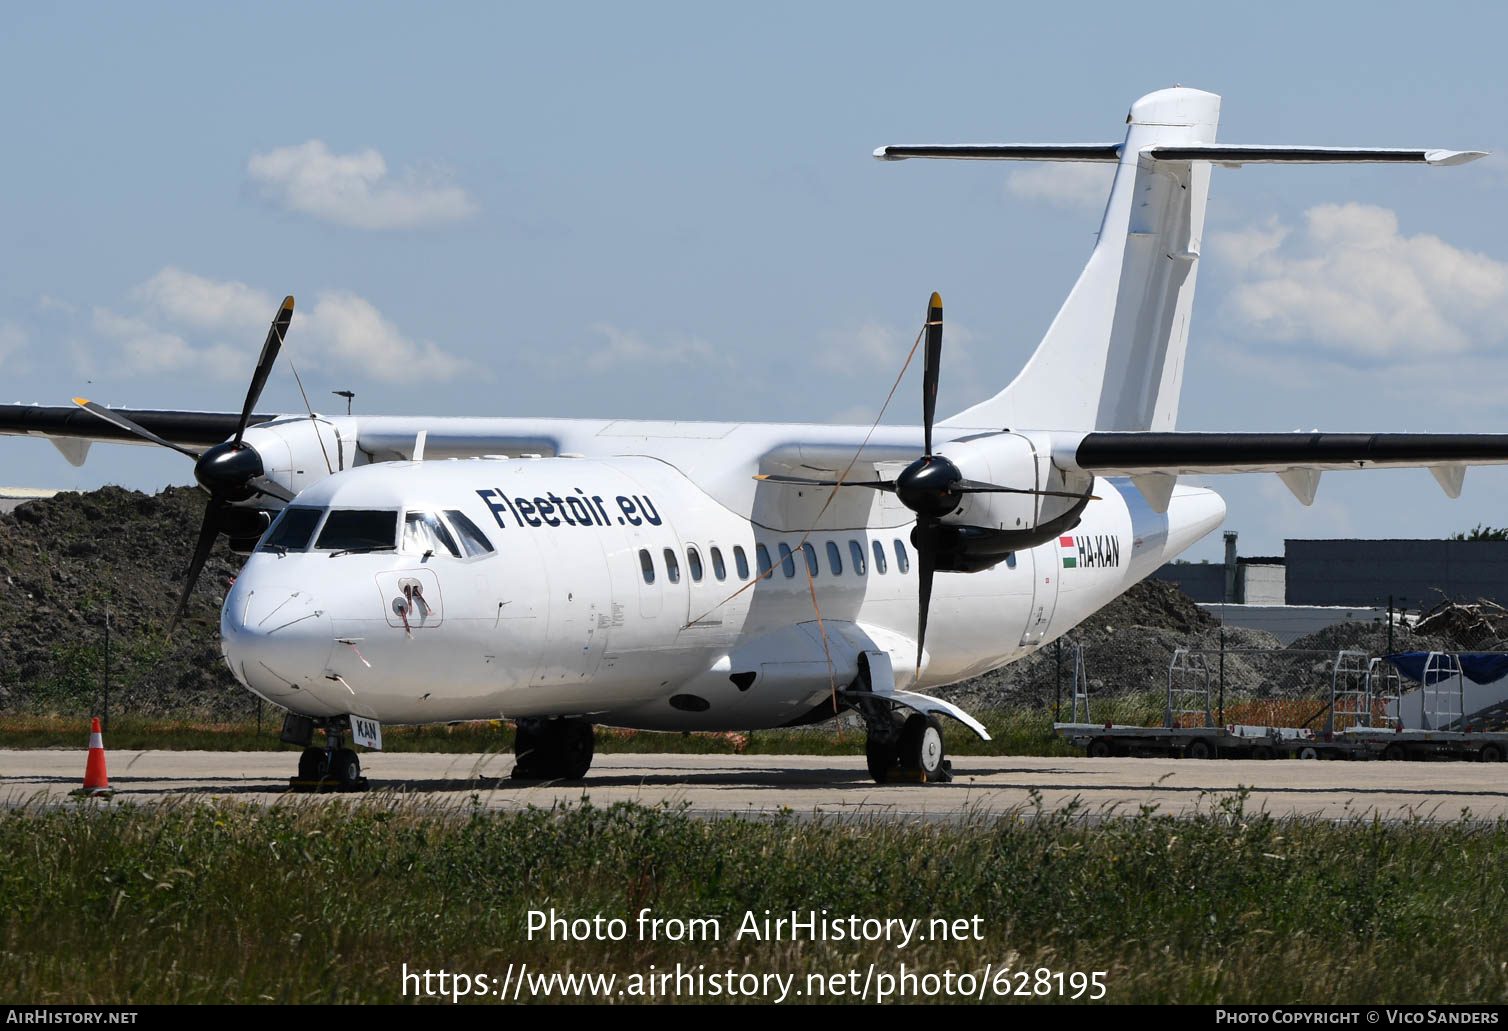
xmin=1211 ymin=203 xmax=1508 ymax=358
xmin=302 ymin=292 xmax=472 ymax=382
xmin=134 ymin=267 xmax=273 ymax=330
xmin=247 ymin=141 xmax=478 ymax=230
xmin=1005 ymin=163 xmax=1116 ymax=212
xmin=80 ymin=268 xmax=472 ymax=384
xmin=583 ymin=322 xmax=720 ymax=371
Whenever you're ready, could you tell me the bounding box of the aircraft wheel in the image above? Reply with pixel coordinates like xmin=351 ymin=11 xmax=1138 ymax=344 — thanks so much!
xmin=866 ymin=736 xmax=900 ymax=783
xmin=511 ymin=721 xmax=545 ymax=779
xmin=297 ymin=746 xmax=329 ymax=781
xmin=551 ymin=719 xmax=595 ymax=780
xmin=331 ymin=748 xmax=362 ymax=787
xmin=899 ymin=714 xmax=946 ymax=782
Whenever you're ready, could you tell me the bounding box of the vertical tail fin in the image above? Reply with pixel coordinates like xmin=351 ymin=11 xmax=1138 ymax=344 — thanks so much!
xmin=943 ymin=86 xmax=1220 ymax=431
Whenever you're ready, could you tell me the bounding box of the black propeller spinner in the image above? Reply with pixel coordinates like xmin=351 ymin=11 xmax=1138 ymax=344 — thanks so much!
xmin=74 ymin=296 xmax=297 ymax=631
xmin=756 ymin=292 xmax=1097 ymax=679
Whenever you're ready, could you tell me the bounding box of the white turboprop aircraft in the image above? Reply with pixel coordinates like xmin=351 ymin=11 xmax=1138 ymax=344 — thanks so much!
xmin=4 ymin=87 xmax=1501 ymax=787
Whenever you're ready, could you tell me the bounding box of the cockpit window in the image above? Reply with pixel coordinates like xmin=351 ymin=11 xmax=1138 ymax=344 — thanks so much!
xmin=259 ymin=506 xmax=321 ymax=552
xmin=403 ymin=511 xmax=460 ymax=558
xmin=444 ymin=510 xmax=496 ymax=557
xmin=315 ymin=510 xmax=398 ymax=552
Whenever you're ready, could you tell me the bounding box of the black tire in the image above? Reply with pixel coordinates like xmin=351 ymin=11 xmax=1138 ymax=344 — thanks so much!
xmin=297 ymin=746 xmax=329 ymax=781
xmin=866 ymin=735 xmax=900 ymax=782
xmin=511 ymin=721 xmax=545 ymax=779
xmin=551 ymin=719 xmax=595 ymax=779
xmin=1086 ymin=738 xmax=1113 ymax=759
xmin=1298 ymin=746 xmax=1320 ymax=761
xmin=899 ymin=714 xmax=946 ymax=782
xmin=1187 ymin=738 xmax=1216 ymax=761
xmin=1480 ymin=743 xmax=1504 ymax=763
xmin=1382 ymin=742 xmax=1407 ymax=762
xmin=331 ymin=748 xmax=361 ymax=787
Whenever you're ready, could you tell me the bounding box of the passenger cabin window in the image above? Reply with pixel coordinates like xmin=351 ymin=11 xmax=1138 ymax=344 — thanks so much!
xmin=826 ymin=541 xmax=843 ymax=576
xmin=315 ymin=510 xmax=398 ymax=553
xmin=687 ymin=546 xmax=704 ymax=582
xmin=639 ymin=548 xmax=655 ymax=584
xmin=849 ymin=539 xmax=866 ymax=575
xmin=894 ymin=539 xmax=910 ymax=574
xmin=403 ymin=511 xmax=460 ymax=558
xmin=260 ymin=507 xmax=321 ymax=552
xmin=872 ymin=539 xmax=888 ymax=575
xmin=663 ymin=548 xmax=681 ymax=584
xmin=802 ymin=542 xmax=818 ymax=577
xmin=734 ymin=546 xmax=750 ymax=580
xmin=778 ymin=542 xmax=796 ymax=578
xmin=756 ymin=544 xmax=772 ymax=577
xmin=710 ymin=546 xmax=727 ymax=581
xmin=445 ymin=510 xmax=495 ymax=557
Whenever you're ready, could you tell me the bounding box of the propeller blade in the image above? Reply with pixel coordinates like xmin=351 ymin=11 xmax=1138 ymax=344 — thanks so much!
xmin=234 ymin=295 xmax=294 ymax=446
xmin=170 ymin=500 xmax=225 ymax=634
xmin=71 ymin=399 xmax=203 ymax=460
xmin=922 ymin=291 xmax=942 ymax=456
xmin=955 ymin=478 xmax=1101 ymax=501
xmin=915 ymin=519 xmax=936 ymax=680
xmin=754 ymin=474 xmax=896 ymax=491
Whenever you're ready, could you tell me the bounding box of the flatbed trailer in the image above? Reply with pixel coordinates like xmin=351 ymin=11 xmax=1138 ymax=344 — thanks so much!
xmin=1053 ymin=648 xmax=1508 ymax=761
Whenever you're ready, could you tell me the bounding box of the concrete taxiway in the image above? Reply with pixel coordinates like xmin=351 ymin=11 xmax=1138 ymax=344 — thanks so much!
xmin=3 ymin=749 xmax=1507 ymax=820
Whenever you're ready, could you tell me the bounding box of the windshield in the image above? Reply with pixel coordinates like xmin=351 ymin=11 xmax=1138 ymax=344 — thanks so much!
xmin=259 ymin=507 xmax=322 ymax=552
xmin=315 ymin=510 xmax=399 ymax=552
xmin=403 ymin=511 xmax=460 ymax=558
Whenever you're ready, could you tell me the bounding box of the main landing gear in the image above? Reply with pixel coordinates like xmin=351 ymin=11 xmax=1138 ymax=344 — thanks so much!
xmin=282 ymin=714 xmax=368 ymax=792
xmin=856 ymin=704 xmax=951 ymax=785
xmin=511 ymin=717 xmax=595 ymax=780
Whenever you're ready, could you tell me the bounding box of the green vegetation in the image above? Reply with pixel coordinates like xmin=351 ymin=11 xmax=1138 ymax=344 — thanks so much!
xmin=1450 ymin=524 xmax=1508 ymax=541
xmin=3 ymin=796 xmax=1505 ymax=1004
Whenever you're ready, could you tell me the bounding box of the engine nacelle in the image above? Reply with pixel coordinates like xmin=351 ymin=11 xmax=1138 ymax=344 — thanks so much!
xmin=239 ymin=416 xmax=349 ymax=500
xmin=920 ymin=431 xmax=1093 ymax=573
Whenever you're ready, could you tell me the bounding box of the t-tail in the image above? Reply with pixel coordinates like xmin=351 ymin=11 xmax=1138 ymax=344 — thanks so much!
xmin=877 ymin=86 xmax=1485 ymax=434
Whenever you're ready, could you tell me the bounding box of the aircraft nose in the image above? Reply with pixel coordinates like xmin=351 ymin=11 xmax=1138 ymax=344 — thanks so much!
xmin=222 ymin=587 xmax=335 ymax=696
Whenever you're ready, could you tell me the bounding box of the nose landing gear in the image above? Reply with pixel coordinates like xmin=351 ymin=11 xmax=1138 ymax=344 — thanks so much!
xmin=284 ymin=714 xmax=369 ymax=792
xmin=511 ymin=717 xmax=596 ymax=780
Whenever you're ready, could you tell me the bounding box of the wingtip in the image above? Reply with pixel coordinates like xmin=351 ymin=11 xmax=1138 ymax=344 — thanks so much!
xmin=1425 ymin=149 xmax=1489 ymax=166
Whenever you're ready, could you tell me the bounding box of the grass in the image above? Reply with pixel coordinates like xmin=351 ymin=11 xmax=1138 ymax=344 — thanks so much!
xmin=3 ymin=794 xmax=1506 ymax=1004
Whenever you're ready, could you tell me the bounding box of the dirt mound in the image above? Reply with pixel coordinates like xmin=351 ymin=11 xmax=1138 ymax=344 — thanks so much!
xmin=0 ymin=486 xmax=251 ymax=719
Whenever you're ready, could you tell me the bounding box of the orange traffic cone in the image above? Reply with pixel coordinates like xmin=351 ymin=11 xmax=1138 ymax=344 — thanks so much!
xmin=73 ymin=717 xmax=113 ymax=797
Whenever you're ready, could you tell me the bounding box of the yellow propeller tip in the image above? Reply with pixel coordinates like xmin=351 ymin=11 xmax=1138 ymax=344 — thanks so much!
xmin=282 ymin=296 xmax=295 ymax=310
xmin=929 ymin=291 xmax=942 ymax=308
xmin=71 ymin=397 xmax=90 ymax=406
xmin=753 ymin=474 xmax=770 ymax=480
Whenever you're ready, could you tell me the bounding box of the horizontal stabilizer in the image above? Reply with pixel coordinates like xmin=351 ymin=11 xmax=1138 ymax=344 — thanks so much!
xmin=873 ymin=143 xmax=1122 ymax=162
xmin=1068 ymin=432 xmax=1508 ymax=475
xmin=1143 ymin=144 xmax=1487 ymax=166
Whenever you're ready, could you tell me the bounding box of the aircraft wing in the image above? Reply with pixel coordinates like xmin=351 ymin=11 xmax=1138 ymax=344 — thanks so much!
xmin=1062 ymin=431 xmax=1508 ymax=510
xmin=0 ymin=404 xmax=279 ymax=465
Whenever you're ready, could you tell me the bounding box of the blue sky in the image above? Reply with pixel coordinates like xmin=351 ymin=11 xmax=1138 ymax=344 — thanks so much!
xmin=3 ymin=2 xmax=1507 ymax=562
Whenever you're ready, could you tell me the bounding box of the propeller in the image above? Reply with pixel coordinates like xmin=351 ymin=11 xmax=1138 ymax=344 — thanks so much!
xmin=74 ymin=296 xmax=298 ymax=631
xmin=756 ymin=292 xmax=1098 ymax=680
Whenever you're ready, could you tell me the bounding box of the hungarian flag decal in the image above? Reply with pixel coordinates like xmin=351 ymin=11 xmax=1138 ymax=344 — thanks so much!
xmin=1060 ymin=536 xmax=1077 ymax=568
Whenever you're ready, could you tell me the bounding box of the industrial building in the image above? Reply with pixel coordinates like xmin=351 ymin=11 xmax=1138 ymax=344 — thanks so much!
xmin=1150 ymin=532 xmax=1508 ymax=644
